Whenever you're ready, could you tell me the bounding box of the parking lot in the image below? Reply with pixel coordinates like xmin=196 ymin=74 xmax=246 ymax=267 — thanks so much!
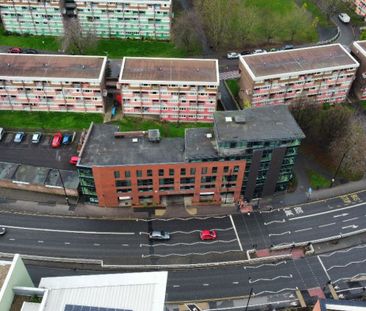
xmin=0 ymin=130 xmax=79 ymax=170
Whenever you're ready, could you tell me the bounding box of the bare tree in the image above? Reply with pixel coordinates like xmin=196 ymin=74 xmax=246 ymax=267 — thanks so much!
xmin=317 ymin=0 xmax=343 ymax=19
xmin=172 ymin=11 xmax=201 ymax=53
xmin=285 ymin=4 xmax=315 ymax=42
xmin=61 ymin=19 xmax=98 ymax=54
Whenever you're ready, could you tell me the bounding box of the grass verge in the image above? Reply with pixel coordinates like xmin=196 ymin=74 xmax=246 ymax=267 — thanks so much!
xmin=306 ymin=169 xmax=331 ymax=189
xmin=226 ymin=79 xmax=240 ymax=98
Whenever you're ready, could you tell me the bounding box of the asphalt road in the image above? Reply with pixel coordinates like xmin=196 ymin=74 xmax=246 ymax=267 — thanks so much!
xmin=0 ymin=131 xmax=78 ymax=170
xmin=333 ymin=15 xmax=357 ymax=47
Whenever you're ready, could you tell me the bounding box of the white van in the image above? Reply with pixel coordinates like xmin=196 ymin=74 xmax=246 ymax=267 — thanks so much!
xmin=0 ymin=128 xmax=4 ymax=141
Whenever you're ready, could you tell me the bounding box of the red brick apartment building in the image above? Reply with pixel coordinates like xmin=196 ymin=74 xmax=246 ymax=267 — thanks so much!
xmin=77 ymin=124 xmax=245 ymax=207
xmin=0 ymin=54 xmax=107 ymax=113
xmin=351 ymin=40 xmax=366 ymax=100
xmin=239 ymin=44 xmax=359 ymax=107
xmin=117 ymin=57 xmax=219 ymax=122
xmin=353 ymin=0 xmax=366 ymax=16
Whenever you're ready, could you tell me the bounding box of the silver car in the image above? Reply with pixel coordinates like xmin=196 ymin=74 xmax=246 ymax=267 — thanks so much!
xmin=31 ymin=132 xmax=42 ymax=144
xmin=148 ymin=230 xmax=170 ymax=241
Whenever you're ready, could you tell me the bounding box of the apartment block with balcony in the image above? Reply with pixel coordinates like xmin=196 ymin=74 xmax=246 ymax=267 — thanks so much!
xmin=351 ymin=40 xmax=366 ymax=100
xmin=0 ymin=54 xmax=107 ymax=113
xmin=118 ymin=57 xmax=219 ymax=123
xmin=74 ymin=0 xmax=172 ymax=39
xmin=353 ymin=0 xmax=366 ymax=16
xmin=0 ymin=0 xmax=64 ymax=36
xmin=77 ymin=124 xmax=245 ymax=207
xmin=239 ymin=44 xmax=359 ymax=108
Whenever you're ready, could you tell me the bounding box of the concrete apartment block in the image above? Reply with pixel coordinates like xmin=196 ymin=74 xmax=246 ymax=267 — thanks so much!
xmin=0 ymin=54 xmax=107 ymax=113
xmin=118 ymin=57 xmax=219 ymax=123
xmin=75 ymin=0 xmax=172 ymax=40
xmin=239 ymin=44 xmax=359 ymax=108
xmin=351 ymin=40 xmax=366 ymax=100
xmin=0 ymin=0 xmax=64 ymax=36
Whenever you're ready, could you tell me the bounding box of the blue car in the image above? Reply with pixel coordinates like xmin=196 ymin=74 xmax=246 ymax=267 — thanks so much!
xmin=62 ymin=133 xmax=73 ymax=145
xmin=14 ymin=132 xmax=24 ymax=143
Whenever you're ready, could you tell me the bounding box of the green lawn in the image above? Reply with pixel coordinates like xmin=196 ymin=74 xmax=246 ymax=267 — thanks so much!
xmin=226 ymin=79 xmax=240 ymax=98
xmin=306 ymin=169 xmax=331 ymax=189
xmin=0 ymin=27 xmax=186 ymax=58
xmin=299 ymin=0 xmax=331 ymax=27
xmin=118 ymin=117 xmax=212 ymax=138
xmin=0 ymin=111 xmax=103 ymax=130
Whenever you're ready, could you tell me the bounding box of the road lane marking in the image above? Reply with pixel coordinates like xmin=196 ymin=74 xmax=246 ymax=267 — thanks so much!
xmin=317 ymin=255 xmax=331 ymax=281
xmin=229 ymin=214 xmax=243 ymax=251
xmin=121 ymin=244 xmax=129 ymax=247
xmin=289 ymin=201 xmax=366 ymax=221
xmin=264 ymin=219 xmax=286 ymax=225
xmin=320 ymin=244 xmax=366 ymax=257
xmin=203 ymin=283 xmax=209 ymax=286
xmin=342 ymin=217 xmax=359 ymax=222
xmin=169 ymin=227 xmax=233 ymax=235
xmin=37 ymin=240 xmax=44 ymax=243
xmin=64 ymin=242 xmax=70 ymax=245
xmin=172 ymin=285 xmax=180 ymax=288
xmin=318 ymin=222 xmax=336 ymax=228
xmin=8 ymin=238 xmax=15 ymax=241
xmin=139 ymin=239 xmax=238 ymax=247
xmin=142 ymin=249 xmax=240 ymax=258
xmin=93 ymin=243 xmax=100 ymax=246
xmin=333 ymin=213 xmax=349 ymax=218
xmin=232 ymin=281 xmax=239 ymax=285
xmin=249 ymin=274 xmax=292 ymax=284
xmin=328 ymin=258 xmax=366 ymax=271
xmin=244 ymin=261 xmax=287 ymax=269
xmin=268 ymin=231 xmax=291 ymax=237
xmin=137 ymin=215 xmax=227 ymax=222
xmin=0 ymin=225 xmax=135 ymax=235
xmin=334 ymin=273 xmax=366 ymax=284
xmin=341 ymin=225 xmax=358 ymax=230
xmin=255 ymin=288 xmax=297 ymax=296
xmin=294 ymin=227 xmax=312 ymax=233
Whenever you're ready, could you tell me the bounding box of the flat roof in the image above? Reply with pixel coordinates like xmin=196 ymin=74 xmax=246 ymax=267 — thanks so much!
xmin=185 ymin=128 xmax=218 ymax=161
xmin=79 ymin=124 xmax=185 ymax=167
xmin=214 ymin=105 xmax=305 ymax=143
xmin=39 ymin=271 xmax=168 ymax=311
xmin=0 ymin=54 xmax=107 ymax=82
xmin=353 ymin=40 xmax=366 ymax=58
xmin=119 ymin=57 xmax=219 ymax=85
xmin=240 ymin=44 xmax=359 ymax=81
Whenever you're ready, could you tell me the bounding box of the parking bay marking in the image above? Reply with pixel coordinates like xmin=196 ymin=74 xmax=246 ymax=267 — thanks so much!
xmin=229 ymin=214 xmax=243 ymax=251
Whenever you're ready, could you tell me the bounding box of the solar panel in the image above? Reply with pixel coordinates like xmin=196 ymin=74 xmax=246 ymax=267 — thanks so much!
xmin=64 ymin=304 xmax=132 ymax=311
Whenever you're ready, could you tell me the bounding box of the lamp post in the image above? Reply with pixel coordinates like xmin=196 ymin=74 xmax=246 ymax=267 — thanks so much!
xmin=244 ymin=287 xmax=253 ymax=311
xmin=330 ymin=150 xmax=348 ymax=188
xmin=57 ymin=169 xmax=70 ymax=208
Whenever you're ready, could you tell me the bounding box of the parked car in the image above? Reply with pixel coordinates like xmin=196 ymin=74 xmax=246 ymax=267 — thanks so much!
xmin=51 ymin=132 xmax=63 ymax=148
xmin=338 ymin=13 xmax=350 ymax=23
xmin=200 ymin=230 xmax=217 ymax=241
xmin=269 ymin=48 xmax=278 ymax=52
xmin=226 ymin=52 xmax=240 ymax=59
xmin=23 ymin=48 xmax=38 ymax=54
xmin=69 ymin=156 xmax=79 ymax=165
xmin=62 ymin=133 xmax=73 ymax=145
xmin=0 ymin=128 xmax=5 ymax=141
xmin=252 ymin=49 xmax=267 ymax=54
xmin=31 ymin=132 xmax=42 ymax=144
xmin=240 ymin=50 xmax=251 ymax=56
xmin=148 ymin=230 xmax=170 ymax=241
xmin=8 ymin=47 xmax=23 ymax=53
xmin=0 ymin=227 xmax=6 ymax=236
xmin=282 ymin=44 xmax=294 ymax=50
xmin=14 ymin=132 xmax=24 ymax=143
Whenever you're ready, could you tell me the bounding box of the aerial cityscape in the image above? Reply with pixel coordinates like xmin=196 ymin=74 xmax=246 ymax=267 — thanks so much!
xmin=1 ymin=0 xmax=366 ymax=310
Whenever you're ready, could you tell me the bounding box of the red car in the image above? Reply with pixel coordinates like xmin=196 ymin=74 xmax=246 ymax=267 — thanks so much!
xmin=51 ymin=132 xmax=63 ymax=148
xmin=69 ymin=156 xmax=79 ymax=165
xmin=200 ymin=230 xmax=217 ymax=241
xmin=8 ymin=47 xmax=23 ymax=53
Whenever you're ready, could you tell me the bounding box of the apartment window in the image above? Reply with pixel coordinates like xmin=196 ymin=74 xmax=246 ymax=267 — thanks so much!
xmin=159 ymin=169 xmax=164 ymax=176
xmin=224 ymin=166 xmax=229 ymax=173
xmin=190 ymin=168 xmax=196 ymax=175
xmin=136 ymin=170 xmax=142 ymax=177
xmin=201 ymin=167 xmax=208 ymax=175
xmin=137 ymin=179 xmax=153 ymax=186
xmin=212 ymin=167 xmax=217 ymax=174
xmin=180 ymin=168 xmax=186 ymax=176
xmin=234 ymin=166 xmax=239 ymax=173
xmin=115 ymin=180 xmax=131 ymax=187
xmin=125 ymin=171 xmax=131 ymax=178
xmin=169 ymin=168 xmax=174 ymax=176
xmin=114 ymin=171 xmax=120 ymax=179
xmin=159 ymin=178 xmax=174 ymax=185
xmin=147 ymin=169 xmax=153 ymax=177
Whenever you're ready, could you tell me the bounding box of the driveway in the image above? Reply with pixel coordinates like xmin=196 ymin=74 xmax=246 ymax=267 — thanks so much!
xmin=332 ymin=15 xmax=357 ymax=47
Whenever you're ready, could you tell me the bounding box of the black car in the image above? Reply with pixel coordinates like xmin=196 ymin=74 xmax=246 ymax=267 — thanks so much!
xmin=23 ymin=48 xmax=38 ymax=54
xmin=240 ymin=50 xmax=251 ymax=55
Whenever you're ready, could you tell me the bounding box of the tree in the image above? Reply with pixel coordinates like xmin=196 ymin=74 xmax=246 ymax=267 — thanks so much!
xmin=172 ymin=11 xmax=201 ymax=53
xmin=285 ymin=4 xmax=315 ymax=42
xmin=317 ymin=0 xmax=343 ymax=19
xmin=61 ymin=19 xmax=98 ymax=54
xmin=330 ymin=118 xmax=366 ymax=179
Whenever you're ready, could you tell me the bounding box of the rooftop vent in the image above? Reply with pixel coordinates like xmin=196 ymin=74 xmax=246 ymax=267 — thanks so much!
xmin=234 ymin=116 xmax=246 ymax=124
xmin=132 ymin=138 xmax=138 ymax=143
xmin=148 ymin=129 xmax=160 ymax=143
xmin=206 ymin=133 xmax=212 ymax=139
xmin=225 ymin=116 xmax=233 ymax=122
xmin=82 ymin=65 xmax=85 ymax=69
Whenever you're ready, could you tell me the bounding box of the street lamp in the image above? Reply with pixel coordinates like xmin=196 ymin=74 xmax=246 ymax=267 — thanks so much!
xmin=330 ymin=150 xmax=348 ymax=188
xmin=57 ymin=169 xmax=70 ymax=208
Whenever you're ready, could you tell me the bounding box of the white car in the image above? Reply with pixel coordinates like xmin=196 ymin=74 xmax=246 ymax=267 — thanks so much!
xmin=252 ymin=49 xmax=267 ymax=54
xmin=338 ymin=13 xmax=350 ymax=24
xmin=226 ymin=52 xmax=240 ymax=59
xmin=31 ymin=132 xmax=42 ymax=144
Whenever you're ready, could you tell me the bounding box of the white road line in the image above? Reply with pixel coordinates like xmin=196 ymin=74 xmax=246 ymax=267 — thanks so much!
xmin=249 ymin=274 xmax=292 ymax=284
xmin=229 ymin=214 xmax=243 ymax=251
xmin=169 ymin=227 xmax=233 ymax=235
xmin=254 ymin=288 xmax=297 ymax=296
xmin=327 ymin=258 xmax=366 ymax=271
xmin=93 ymin=243 xmax=100 ymax=246
xmin=64 ymin=242 xmax=70 ymax=245
xmin=317 ymin=255 xmax=331 ymax=280
xmin=333 ymin=213 xmax=349 ymax=218
xmin=137 ymin=215 xmax=227 ymax=222
xmin=244 ymin=261 xmax=287 ymax=270
xmin=318 ymin=222 xmax=336 ymax=228
xmin=0 ymin=225 xmax=135 ymax=235
xmin=232 ymin=281 xmax=239 ymax=285
xmin=172 ymin=285 xmax=180 ymax=288
xmin=268 ymin=231 xmax=291 ymax=237
xmin=294 ymin=227 xmax=312 ymax=233
xmin=342 ymin=225 xmax=358 ymax=230
xmin=320 ymin=244 xmax=366 ymax=258
xmin=139 ymin=239 xmax=238 ymax=248
xmin=8 ymin=238 xmax=15 ymax=241
xmin=289 ymin=201 xmax=366 ymax=221
xmin=203 ymin=283 xmax=210 ymax=286
xmin=38 ymin=240 xmax=44 ymax=243
xmin=142 ymin=249 xmax=240 ymax=258
xmin=121 ymin=244 xmax=129 ymax=247
xmin=334 ymin=273 xmax=366 ymax=284
xmin=342 ymin=217 xmax=359 ymax=223
xmin=264 ymin=219 xmax=286 ymax=225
